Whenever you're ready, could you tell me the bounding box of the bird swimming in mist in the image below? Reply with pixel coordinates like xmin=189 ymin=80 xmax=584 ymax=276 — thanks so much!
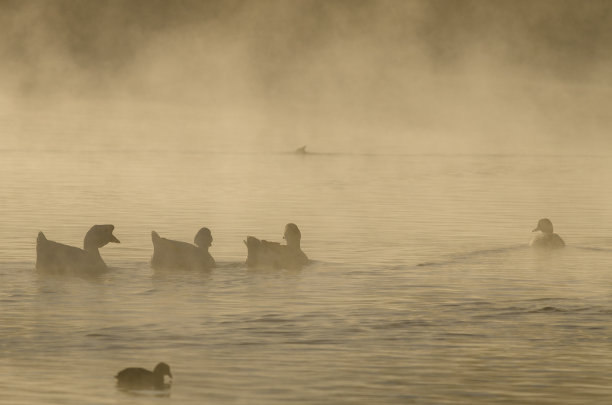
xmin=36 ymin=225 xmax=120 ymax=273
xmin=294 ymin=145 xmax=307 ymax=154
xmin=115 ymin=362 xmax=172 ymax=390
xmin=244 ymin=223 xmax=309 ymax=270
xmin=151 ymin=228 xmax=215 ymax=270
xmin=530 ymin=218 xmax=565 ymax=249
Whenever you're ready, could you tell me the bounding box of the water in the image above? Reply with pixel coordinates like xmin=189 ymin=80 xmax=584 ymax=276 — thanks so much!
xmin=2 ymin=144 xmax=612 ymax=404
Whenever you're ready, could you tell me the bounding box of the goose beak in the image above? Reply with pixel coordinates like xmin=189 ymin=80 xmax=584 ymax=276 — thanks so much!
xmin=110 ymin=235 xmax=120 ymax=243
xmin=532 ymin=227 xmax=540 ymax=233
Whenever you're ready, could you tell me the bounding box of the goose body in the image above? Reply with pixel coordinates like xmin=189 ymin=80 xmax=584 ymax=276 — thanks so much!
xmin=151 ymin=228 xmax=215 ymax=270
xmin=530 ymin=218 xmax=565 ymax=249
xmin=115 ymin=362 xmax=172 ymax=390
xmin=245 ymin=223 xmax=308 ymax=270
xmin=36 ymin=225 xmax=119 ymax=273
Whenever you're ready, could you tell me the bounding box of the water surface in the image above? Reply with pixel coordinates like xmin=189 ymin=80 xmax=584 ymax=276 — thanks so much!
xmin=2 ymin=147 xmax=612 ymax=404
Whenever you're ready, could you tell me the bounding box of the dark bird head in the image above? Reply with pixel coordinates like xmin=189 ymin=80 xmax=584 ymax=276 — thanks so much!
xmin=154 ymin=362 xmax=172 ymax=378
xmin=283 ymin=223 xmax=302 ymax=248
xmin=84 ymin=224 xmax=120 ymax=250
xmin=194 ymin=227 xmax=213 ymax=248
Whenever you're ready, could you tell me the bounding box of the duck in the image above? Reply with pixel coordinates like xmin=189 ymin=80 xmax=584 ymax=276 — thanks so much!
xmin=530 ymin=218 xmax=565 ymax=249
xmin=115 ymin=362 xmax=172 ymax=390
xmin=36 ymin=225 xmax=120 ymax=273
xmin=151 ymin=227 xmax=215 ymax=270
xmin=244 ymin=223 xmax=309 ymax=270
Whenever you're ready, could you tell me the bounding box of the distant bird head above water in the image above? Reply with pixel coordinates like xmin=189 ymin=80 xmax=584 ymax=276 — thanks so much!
xmin=194 ymin=227 xmax=213 ymax=248
xmin=84 ymin=224 xmax=120 ymax=249
xmin=532 ymin=218 xmax=554 ymax=234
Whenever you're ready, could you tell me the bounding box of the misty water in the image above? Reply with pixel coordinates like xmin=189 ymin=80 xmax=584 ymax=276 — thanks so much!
xmin=2 ymin=143 xmax=612 ymax=404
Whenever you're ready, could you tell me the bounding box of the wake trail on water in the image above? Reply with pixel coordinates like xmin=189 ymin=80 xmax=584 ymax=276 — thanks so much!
xmin=417 ymin=243 xmax=612 ymax=268
xmin=572 ymin=245 xmax=612 ymax=253
xmin=416 ymin=244 xmax=528 ymax=267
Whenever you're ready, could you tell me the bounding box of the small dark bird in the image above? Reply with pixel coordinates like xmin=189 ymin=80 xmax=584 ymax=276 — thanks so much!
xmin=115 ymin=362 xmax=172 ymax=390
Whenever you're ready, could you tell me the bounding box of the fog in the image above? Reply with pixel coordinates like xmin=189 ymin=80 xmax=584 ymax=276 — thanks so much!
xmin=2 ymin=0 xmax=611 ymax=153
xmin=4 ymin=3 xmax=612 ymax=403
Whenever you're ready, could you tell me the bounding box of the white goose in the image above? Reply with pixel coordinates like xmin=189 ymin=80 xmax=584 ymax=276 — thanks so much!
xmin=245 ymin=223 xmax=309 ymax=270
xmin=530 ymin=218 xmax=565 ymax=249
xmin=36 ymin=225 xmax=120 ymax=273
xmin=151 ymin=227 xmax=215 ymax=270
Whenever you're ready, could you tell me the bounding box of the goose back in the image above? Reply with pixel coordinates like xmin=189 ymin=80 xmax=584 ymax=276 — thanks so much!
xmin=245 ymin=223 xmax=309 ymax=270
xmin=151 ymin=231 xmax=215 ymax=270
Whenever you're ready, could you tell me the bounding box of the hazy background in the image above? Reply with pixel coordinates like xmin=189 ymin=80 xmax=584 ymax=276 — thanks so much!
xmin=3 ymin=3 xmax=612 ymax=403
xmin=2 ymin=0 xmax=611 ymax=154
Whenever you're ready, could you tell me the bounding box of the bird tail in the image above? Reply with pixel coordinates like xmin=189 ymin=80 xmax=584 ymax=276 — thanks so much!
xmin=244 ymin=236 xmax=261 ymax=267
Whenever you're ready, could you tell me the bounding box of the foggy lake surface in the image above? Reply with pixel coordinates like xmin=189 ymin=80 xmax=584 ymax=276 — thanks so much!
xmin=2 ymin=143 xmax=612 ymax=404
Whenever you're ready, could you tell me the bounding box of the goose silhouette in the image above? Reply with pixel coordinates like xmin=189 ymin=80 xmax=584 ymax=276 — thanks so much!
xmin=115 ymin=362 xmax=172 ymax=390
xmin=245 ymin=223 xmax=309 ymax=270
xmin=530 ymin=218 xmax=565 ymax=249
xmin=36 ymin=225 xmax=120 ymax=273
xmin=151 ymin=228 xmax=215 ymax=270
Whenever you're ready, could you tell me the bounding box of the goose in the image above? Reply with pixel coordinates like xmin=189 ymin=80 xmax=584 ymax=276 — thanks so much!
xmin=115 ymin=362 xmax=172 ymax=390
xmin=244 ymin=223 xmax=309 ymax=270
xmin=530 ymin=218 xmax=565 ymax=248
xmin=36 ymin=225 xmax=120 ymax=273
xmin=151 ymin=227 xmax=215 ymax=270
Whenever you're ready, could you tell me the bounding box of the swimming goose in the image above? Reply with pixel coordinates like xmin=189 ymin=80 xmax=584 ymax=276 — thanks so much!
xmin=115 ymin=362 xmax=172 ymax=390
xmin=530 ymin=218 xmax=565 ymax=248
xmin=245 ymin=223 xmax=309 ymax=270
xmin=36 ymin=225 xmax=120 ymax=273
xmin=151 ymin=227 xmax=215 ymax=270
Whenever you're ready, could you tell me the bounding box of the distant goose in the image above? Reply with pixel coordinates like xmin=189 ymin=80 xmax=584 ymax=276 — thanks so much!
xmin=36 ymin=225 xmax=120 ymax=273
xmin=151 ymin=228 xmax=215 ymax=270
xmin=530 ymin=218 xmax=565 ymax=248
xmin=245 ymin=223 xmax=309 ymax=270
xmin=115 ymin=362 xmax=172 ymax=390
xmin=294 ymin=145 xmax=307 ymax=154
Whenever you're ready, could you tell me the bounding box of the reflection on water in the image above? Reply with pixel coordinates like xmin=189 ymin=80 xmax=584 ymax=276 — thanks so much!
xmin=1 ymin=148 xmax=612 ymax=404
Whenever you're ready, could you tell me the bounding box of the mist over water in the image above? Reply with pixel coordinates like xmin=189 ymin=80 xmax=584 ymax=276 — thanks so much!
xmin=2 ymin=1 xmax=612 ymax=404
xmin=2 ymin=0 xmax=612 ymax=153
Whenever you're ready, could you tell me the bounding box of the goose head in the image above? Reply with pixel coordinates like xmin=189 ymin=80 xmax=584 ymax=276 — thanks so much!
xmin=194 ymin=227 xmax=213 ymax=248
xmin=532 ymin=218 xmax=554 ymax=235
xmin=283 ymin=223 xmax=302 ymax=248
xmin=83 ymin=224 xmax=120 ymax=251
